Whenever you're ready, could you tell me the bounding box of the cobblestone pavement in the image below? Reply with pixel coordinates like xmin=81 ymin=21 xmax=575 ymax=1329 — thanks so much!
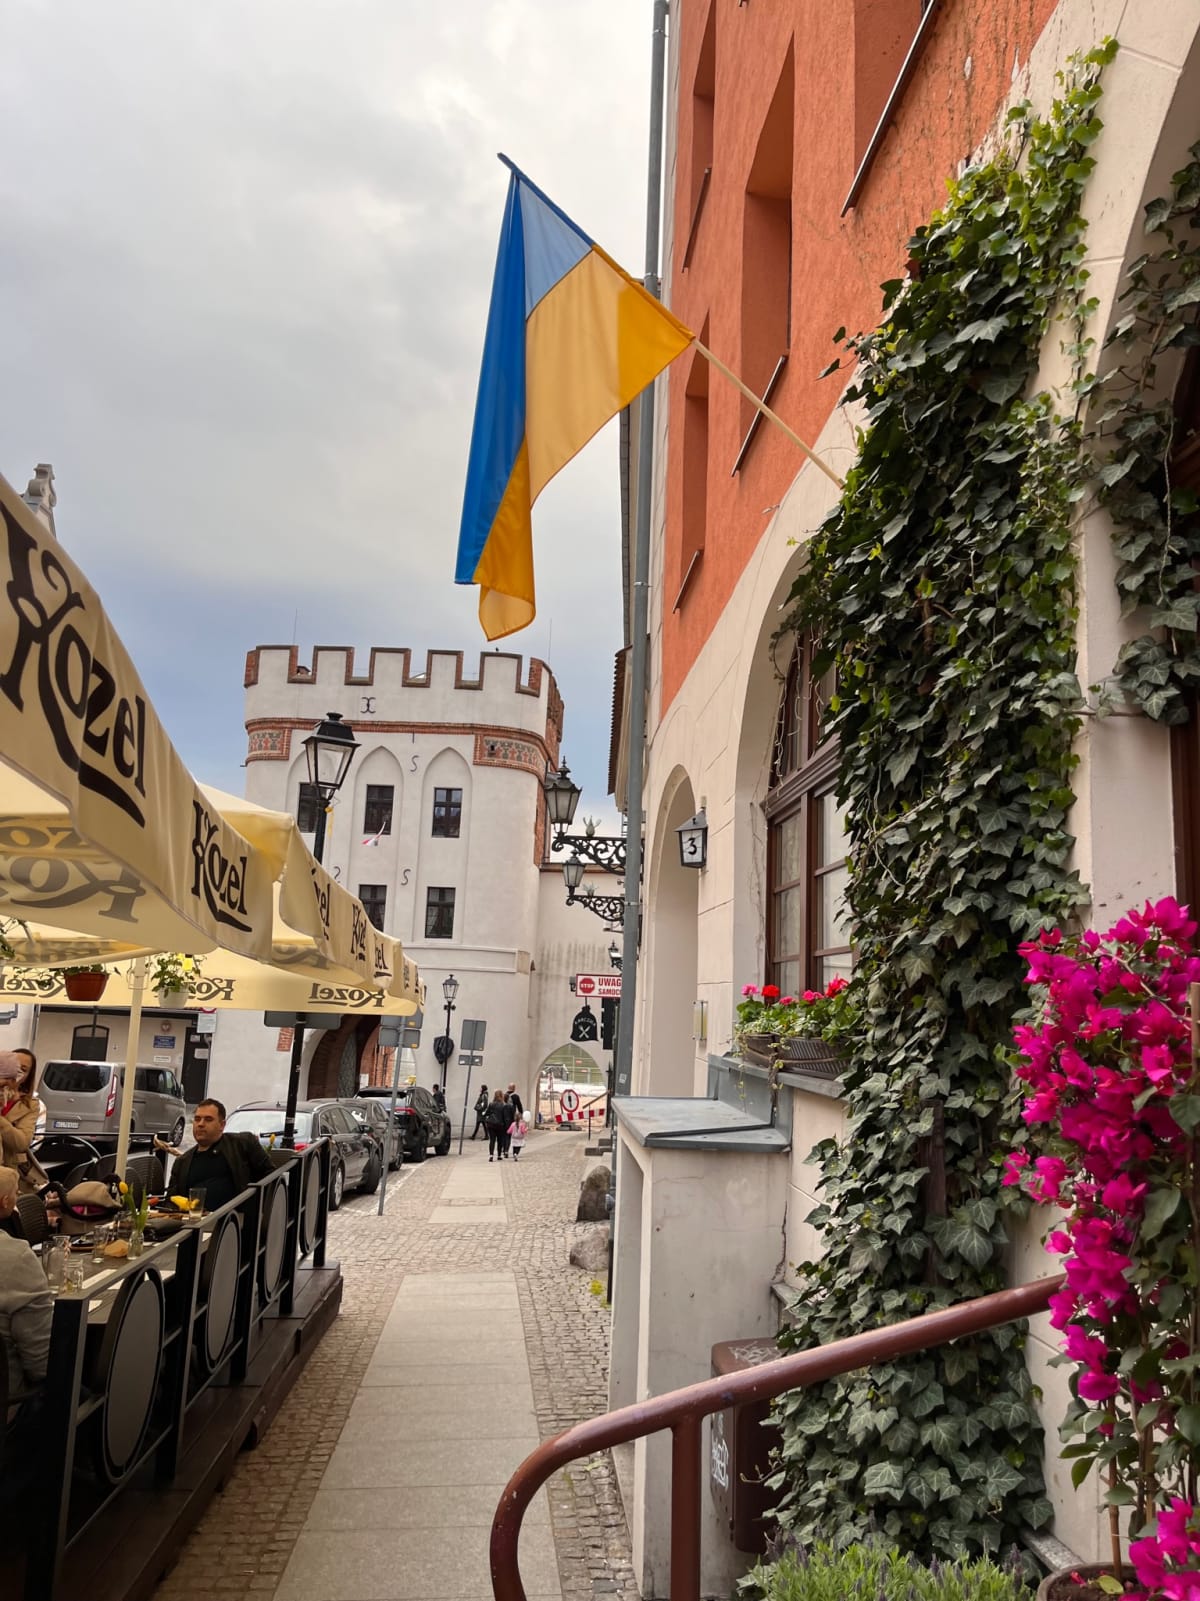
xmin=152 ymin=1130 xmax=639 ymax=1601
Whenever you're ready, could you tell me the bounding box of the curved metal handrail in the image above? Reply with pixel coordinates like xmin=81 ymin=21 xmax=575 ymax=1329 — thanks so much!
xmin=491 ymin=1274 xmax=1063 ymax=1601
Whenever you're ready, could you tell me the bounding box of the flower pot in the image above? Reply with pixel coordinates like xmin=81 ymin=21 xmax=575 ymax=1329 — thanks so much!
xmin=739 ymin=1032 xmax=780 ymax=1066
xmin=64 ymin=971 xmax=108 ymax=1002
xmin=775 ymin=1037 xmax=847 ymax=1076
xmin=156 ymin=988 xmax=187 ymax=1010
xmin=1036 ymin=1564 xmax=1136 ymax=1601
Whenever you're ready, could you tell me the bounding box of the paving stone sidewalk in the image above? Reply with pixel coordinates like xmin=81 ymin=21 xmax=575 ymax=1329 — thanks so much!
xmin=151 ymin=1128 xmax=638 ymax=1601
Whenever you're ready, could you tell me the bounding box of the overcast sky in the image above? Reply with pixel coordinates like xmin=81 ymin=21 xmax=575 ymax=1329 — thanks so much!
xmin=0 ymin=0 xmax=650 ymax=836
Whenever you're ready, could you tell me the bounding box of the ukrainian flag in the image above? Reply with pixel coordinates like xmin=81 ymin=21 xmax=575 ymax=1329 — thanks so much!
xmin=456 ymin=159 xmax=695 ymax=641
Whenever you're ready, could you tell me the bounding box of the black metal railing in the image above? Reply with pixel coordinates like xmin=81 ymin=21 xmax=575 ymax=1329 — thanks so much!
xmin=16 ymin=1139 xmax=332 ymax=1601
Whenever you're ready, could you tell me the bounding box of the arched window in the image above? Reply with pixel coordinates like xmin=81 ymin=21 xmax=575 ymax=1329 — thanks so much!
xmin=765 ymin=640 xmax=851 ymax=994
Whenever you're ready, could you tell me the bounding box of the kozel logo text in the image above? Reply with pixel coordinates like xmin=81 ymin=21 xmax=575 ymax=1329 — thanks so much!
xmin=191 ymin=802 xmax=252 ymax=934
xmin=0 ymin=511 xmax=148 ymax=825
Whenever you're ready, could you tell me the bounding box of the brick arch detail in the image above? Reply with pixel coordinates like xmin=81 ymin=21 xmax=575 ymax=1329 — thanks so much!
xmin=307 ymin=1015 xmax=380 ymax=1098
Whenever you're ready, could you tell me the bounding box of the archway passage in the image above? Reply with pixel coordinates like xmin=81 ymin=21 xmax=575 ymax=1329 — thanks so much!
xmin=306 ymin=1016 xmax=379 ymax=1099
xmin=535 ymin=1042 xmax=606 ymax=1128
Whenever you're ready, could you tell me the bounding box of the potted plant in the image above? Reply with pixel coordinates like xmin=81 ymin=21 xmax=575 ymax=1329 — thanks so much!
xmin=735 ymin=978 xmax=855 ymax=1072
xmin=150 ymin=953 xmax=199 ymax=1009
xmin=1004 ymin=897 xmax=1200 ymax=1599
xmin=61 ymin=964 xmax=110 ymax=1002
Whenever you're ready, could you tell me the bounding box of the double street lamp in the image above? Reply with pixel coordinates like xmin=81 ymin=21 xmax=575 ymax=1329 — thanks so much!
xmin=284 ymin=711 xmax=360 ymax=1147
xmin=545 ymin=764 xmax=628 ymax=923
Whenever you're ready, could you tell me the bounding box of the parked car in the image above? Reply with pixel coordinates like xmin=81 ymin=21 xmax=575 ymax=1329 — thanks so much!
xmin=357 ymin=1084 xmax=452 ymax=1162
xmin=39 ymin=1060 xmax=188 ymax=1147
xmin=342 ymin=1097 xmax=402 ymax=1170
xmin=223 ymin=1099 xmax=382 ymax=1210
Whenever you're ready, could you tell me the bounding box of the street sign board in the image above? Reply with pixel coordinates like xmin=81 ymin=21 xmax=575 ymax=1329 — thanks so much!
xmin=560 ymin=1088 xmax=580 ymax=1113
xmin=461 ymin=1019 xmax=487 ymax=1051
xmin=575 ymin=974 xmax=622 ymax=999
xmin=459 ymin=1051 xmax=483 ymax=1068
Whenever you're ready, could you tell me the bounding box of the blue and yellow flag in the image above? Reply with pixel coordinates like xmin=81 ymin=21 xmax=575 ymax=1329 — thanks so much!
xmin=456 ymin=159 xmax=695 ymax=641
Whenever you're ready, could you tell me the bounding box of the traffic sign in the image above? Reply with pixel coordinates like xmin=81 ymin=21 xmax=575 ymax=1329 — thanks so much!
xmin=560 ymin=1088 xmax=580 ymax=1113
xmin=575 ymin=973 xmax=622 ymax=998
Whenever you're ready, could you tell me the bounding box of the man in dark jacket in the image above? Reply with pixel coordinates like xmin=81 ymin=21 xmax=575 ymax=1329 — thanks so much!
xmin=169 ymin=1099 xmax=274 ymax=1212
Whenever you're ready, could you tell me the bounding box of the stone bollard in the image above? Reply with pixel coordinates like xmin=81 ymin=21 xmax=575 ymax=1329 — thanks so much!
xmin=575 ymin=1163 xmax=611 ymax=1222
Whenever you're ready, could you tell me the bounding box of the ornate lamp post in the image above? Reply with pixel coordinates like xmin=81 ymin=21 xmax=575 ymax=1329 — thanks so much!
xmin=434 ymin=973 xmax=459 ymax=1090
xmin=284 ymin=711 xmax=360 ymax=1147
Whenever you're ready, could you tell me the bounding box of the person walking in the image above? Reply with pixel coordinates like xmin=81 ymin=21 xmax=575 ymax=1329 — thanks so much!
xmin=484 ymin=1090 xmax=510 ymax=1161
xmin=471 ymin=1084 xmax=490 ymax=1140
xmin=509 ymin=1111 xmax=527 ymax=1162
xmin=431 ymin=1083 xmax=447 ymax=1114
xmin=502 ymin=1082 xmax=523 ymax=1158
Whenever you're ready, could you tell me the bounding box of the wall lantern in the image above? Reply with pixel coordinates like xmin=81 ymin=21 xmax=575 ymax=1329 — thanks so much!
xmin=676 ymin=808 xmax=708 ymax=870
xmin=562 ymin=854 xmax=586 ymax=894
xmin=543 ymin=764 xmax=583 ymax=829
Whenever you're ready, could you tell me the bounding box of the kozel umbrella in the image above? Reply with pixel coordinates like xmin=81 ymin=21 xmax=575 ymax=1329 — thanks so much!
xmin=0 ymin=471 xmax=419 ymax=1163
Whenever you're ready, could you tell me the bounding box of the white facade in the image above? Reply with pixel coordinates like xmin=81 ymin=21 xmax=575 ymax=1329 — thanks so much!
xmin=229 ymin=645 xmax=618 ymax=1121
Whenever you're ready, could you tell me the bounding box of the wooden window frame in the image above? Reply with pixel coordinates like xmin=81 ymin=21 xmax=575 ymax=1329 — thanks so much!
xmin=425 ymin=886 xmax=456 ymax=941
xmin=432 ymin=787 xmax=463 ymax=838
xmin=362 ymin=784 xmax=394 ymax=837
xmin=764 ymin=643 xmax=850 ymax=990
xmin=359 ymin=882 xmax=387 ymax=931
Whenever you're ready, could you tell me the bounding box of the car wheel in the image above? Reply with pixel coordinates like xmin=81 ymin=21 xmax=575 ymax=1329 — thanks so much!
xmin=359 ymin=1154 xmax=382 ymax=1194
xmin=329 ymin=1161 xmax=346 ymax=1211
xmin=171 ymin=1116 xmax=186 ymax=1146
xmin=434 ymin=1128 xmax=451 ymax=1156
xmin=407 ymin=1139 xmax=426 ymax=1164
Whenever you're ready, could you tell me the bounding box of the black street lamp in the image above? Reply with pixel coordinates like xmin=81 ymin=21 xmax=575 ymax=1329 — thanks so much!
xmin=608 ymin=939 xmax=622 ymax=972
xmin=434 ymin=973 xmax=459 ymax=1089
xmin=284 ymin=711 xmax=359 ymax=1147
xmin=543 ymin=761 xmax=627 ymax=871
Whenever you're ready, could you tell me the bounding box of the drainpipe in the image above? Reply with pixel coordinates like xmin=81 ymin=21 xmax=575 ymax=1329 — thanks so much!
xmin=615 ymin=0 xmax=670 ymax=1101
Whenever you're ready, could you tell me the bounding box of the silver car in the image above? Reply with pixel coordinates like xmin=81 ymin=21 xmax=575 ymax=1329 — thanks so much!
xmin=39 ymin=1059 xmax=188 ymax=1146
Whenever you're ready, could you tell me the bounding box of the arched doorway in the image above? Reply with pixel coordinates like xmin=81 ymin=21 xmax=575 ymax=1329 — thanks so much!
xmin=534 ymin=1042 xmax=605 ymax=1127
xmin=306 ymin=1016 xmax=379 ymax=1099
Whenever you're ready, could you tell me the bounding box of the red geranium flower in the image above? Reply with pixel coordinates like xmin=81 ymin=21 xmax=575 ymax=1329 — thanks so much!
xmin=762 ymin=985 xmax=780 ymax=1000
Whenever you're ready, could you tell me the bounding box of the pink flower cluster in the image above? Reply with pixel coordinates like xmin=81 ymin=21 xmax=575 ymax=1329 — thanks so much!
xmin=1005 ymin=898 xmax=1200 ymax=1594
xmin=1131 ymin=1500 xmax=1200 ymax=1599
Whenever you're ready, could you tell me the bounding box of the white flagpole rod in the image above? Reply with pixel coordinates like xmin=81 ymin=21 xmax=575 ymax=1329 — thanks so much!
xmin=692 ymin=339 xmax=845 ymax=490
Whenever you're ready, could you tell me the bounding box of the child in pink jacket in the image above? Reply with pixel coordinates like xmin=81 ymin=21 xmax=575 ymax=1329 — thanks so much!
xmin=509 ymin=1114 xmax=528 ymax=1161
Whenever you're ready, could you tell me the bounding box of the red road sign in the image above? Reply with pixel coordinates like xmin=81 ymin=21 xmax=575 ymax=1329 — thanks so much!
xmin=574 ymin=973 xmax=622 ymax=998
xmin=560 ymin=1088 xmax=581 ymax=1113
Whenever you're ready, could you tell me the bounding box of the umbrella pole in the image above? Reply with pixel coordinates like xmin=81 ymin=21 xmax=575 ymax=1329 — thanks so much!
xmin=116 ymin=957 xmax=146 ymax=1172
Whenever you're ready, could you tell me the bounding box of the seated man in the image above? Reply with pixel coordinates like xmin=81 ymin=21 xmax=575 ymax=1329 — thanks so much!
xmin=0 ymin=1166 xmax=51 ymax=1410
xmin=167 ymin=1098 xmax=274 ymax=1213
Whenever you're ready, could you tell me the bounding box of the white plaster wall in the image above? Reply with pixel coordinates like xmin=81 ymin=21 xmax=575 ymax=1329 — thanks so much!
xmin=609 ymin=1128 xmax=789 ymax=1600
xmin=783 ymin=1089 xmax=848 ymax=1283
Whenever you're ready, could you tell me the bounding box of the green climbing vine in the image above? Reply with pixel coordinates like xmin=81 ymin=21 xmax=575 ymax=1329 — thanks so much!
xmin=1088 ymin=143 xmax=1200 ymax=723
xmin=764 ymin=41 xmax=1117 ymax=1564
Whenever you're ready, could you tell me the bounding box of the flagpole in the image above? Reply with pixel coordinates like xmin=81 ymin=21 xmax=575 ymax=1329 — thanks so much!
xmin=692 ymin=340 xmax=845 ymax=490
xmin=615 ymin=0 xmax=669 ymax=1101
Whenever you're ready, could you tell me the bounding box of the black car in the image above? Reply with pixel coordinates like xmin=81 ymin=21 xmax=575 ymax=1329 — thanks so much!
xmin=225 ymin=1099 xmax=382 ymax=1210
xmin=357 ymin=1085 xmax=452 ymax=1162
xmin=342 ymin=1097 xmax=402 ymax=1170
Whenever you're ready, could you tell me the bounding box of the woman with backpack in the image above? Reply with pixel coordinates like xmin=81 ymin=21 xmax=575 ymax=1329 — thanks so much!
xmin=484 ymin=1089 xmax=510 ymax=1161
